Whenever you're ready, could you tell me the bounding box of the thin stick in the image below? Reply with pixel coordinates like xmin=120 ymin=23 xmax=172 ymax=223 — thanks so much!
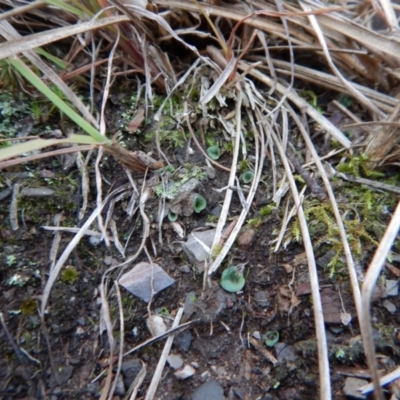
xmin=270 ymin=125 xmax=331 ymax=400
xmin=361 ymin=200 xmax=400 ymax=400
xmin=144 ymin=308 xmax=184 ymax=400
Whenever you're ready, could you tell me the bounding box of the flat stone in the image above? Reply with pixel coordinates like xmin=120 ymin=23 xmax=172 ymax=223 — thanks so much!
xmin=121 ymin=358 xmax=142 ymax=389
xmin=175 ymin=330 xmax=192 ymax=352
xmin=191 ymin=380 xmax=224 ymax=400
xmin=383 ymin=299 xmax=397 ymax=314
xmin=385 ymin=280 xmax=398 ymax=297
xmin=252 ymin=331 xmax=261 ymax=340
xmin=182 ymin=229 xmax=216 ymax=269
xmin=275 ymin=343 xmax=298 ymax=363
xmin=179 ymin=265 xmax=191 ymax=273
xmin=146 ymin=315 xmax=167 ymax=336
xmin=167 ymin=354 xmax=184 ymax=370
xmin=253 ymin=290 xmax=270 ymax=306
xmin=114 ymin=374 xmax=125 ymax=396
xmin=174 ymin=364 xmax=195 ymax=380
xmin=343 ymin=377 xmax=367 ymax=399
xmin=118 ymin=262 xmax=175 ymax=303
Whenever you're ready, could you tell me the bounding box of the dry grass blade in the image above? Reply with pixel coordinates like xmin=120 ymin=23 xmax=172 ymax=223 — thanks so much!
xmin=144 ymin=308 xmax=184 ymax=400
xmin=239 ymin=63 xmax=352 ymax=148
xmin=300 ymin=2 xmax=385 ymax=118
xmin=0 ymin=15 xmax=130 ymax=60
xmin=270 ymin=119 xmax=331 ymax=400
xmin=377 ymin=0 xmax=398 ymax=30
xmin=292 ymin=1 xmax=400 ymax=61
xmin=361 ymin=200 xmax=400 ymax=400
xmin=259 ymin=59 xmax=398 ymax=113
xmin=365 ymin=101 xmax=400 ymax=167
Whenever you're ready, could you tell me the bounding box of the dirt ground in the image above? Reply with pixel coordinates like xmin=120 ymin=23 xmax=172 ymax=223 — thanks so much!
xmin=1 ymin=91 xmax=400 ymax=400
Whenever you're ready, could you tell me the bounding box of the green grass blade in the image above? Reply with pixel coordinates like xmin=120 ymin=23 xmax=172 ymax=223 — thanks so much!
xmin=44 ymin=0 xmax=85 ymax=17
xmin=35 ymin=48 xmax=68 ymax=69
xmin=8 ymin=58 xmax=110 ymax=145
xmin=0 ymin=135 xmax=99 ymax=162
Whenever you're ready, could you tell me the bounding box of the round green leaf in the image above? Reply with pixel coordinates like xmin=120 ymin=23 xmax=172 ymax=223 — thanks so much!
xmin=241 ymin=171 xmax=254 ymax=184
xmin=264 ymin=330 xmax=279 ymax=347
xmin=168 ymin=211 xmax=178 ymax=222
xmin=207 ymin=145 xmax=220 ymax=160
xmin=193 ymin=194 xmax=207 ymax=213
xmin=220 ymin=266 xmax=245 ymax=293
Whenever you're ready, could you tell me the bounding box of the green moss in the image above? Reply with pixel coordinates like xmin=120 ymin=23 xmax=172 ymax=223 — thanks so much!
xmin=336 ymin=154 xmax=384 ymax=178
xmin=61 ymin=266 xmax=79 ymax=284
xmin=291 ymin=179 xmax=398 ymax=276
xmin=21 ymin=298 xmax=38 ymax=315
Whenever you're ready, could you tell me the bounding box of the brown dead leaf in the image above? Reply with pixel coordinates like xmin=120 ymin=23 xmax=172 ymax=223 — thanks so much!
xmin=385 ymin=262 xmax=400 ymax=277
xmin=127 ymin=105 xmax=145 ymax=133
xmin=277 ymin=286 xmax=291 ymax=314
xmin=280 ymin=263 xmax=294 ymax=273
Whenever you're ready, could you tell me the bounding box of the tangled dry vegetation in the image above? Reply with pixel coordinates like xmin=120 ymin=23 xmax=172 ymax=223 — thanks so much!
xmin=1 ymin=0 xmax=400 ymax=399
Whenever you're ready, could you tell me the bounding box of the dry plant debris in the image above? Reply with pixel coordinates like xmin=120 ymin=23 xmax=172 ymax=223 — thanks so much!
xmin=1 ymin=0 xmax=400 ymax=399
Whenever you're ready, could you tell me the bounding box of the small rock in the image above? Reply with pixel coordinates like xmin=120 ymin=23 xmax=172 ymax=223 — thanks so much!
xmin=252 ymin=331 xmax=261 ymax=340
xmin=121 ymin=359 xmax=142 ymax=388
xmin=200 ymin=370 xmax=211 ymax=380
xmin=39 ymin=169 xmax=56 ymax=178
xmin=182 ymin=230 xmax=216 ymax=270
xmin=175 ymin=330 xmax=192 ymax=352
xmin=253 ymin=290 xmax=270 ymax=307
xmin=237 ymin=228 xmax=256 ymax=248
xmin=303 ymin=372 xmax=318 ymax=387
xmin=210 ymin=205 xmax=222 ymax=217
xmin=316 ymin=251 xmax=336 ymax=269
xmin=118 ymin=262 xmax=175 ymax=303
xmin=179 ymin=265 xmax=191 ymax=273
xmin=174 ymin=364 xmax=195 ymax=380
xmin=86 ymin=382 xmax=100 ymax=394
xmin=89 ymin=236 xmax=102 ymax=246
xmin=76 ymin=326 xmax=85 ymax=335
xmin=343 ymin=377 xmax=367 ymax=399
xmin=103 ymin=256 xmax=115 ymax=266
xmin=385 ymin=280 xmax=398 ymax=297
xmin=211 ymin=366 xmax=226 ymax=376
xmin=383 ymin=299 xmax=397 ymax=314
xmin=275 ymin=343 xmax=298 ymax=364
xmin=147 ymin=315 xmax=167 ymax=337
xmin=167 ymin=354 xmax=184 ymax=370
xmin=205 ymin=166 xmax=216 ymax=180
xmin=114 ymin=374 xmax=126 ymax=396
xmin=191 ymin=380 xmax=224 ymax=400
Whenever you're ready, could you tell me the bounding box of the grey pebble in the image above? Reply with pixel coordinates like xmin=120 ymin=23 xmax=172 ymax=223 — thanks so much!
xmin=175 ymin=330 xmax=192 ymax=352
xmin=167 ymin=354 xmax=184 ymax=370
xmin=20 ymin=187 xmax=55 ymax=197
xmin=191 ymin=380 xmax=224 ymax=400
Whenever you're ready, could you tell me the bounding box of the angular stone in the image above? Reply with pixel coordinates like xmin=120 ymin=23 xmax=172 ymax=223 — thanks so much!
xmin=174 ymin=364 xmax=195 ymax=380
xmin=343 ymin=377 xmax=367 ymax=399
xmin=167 ymin=354 xmax=184 ymax=370
xmin=182 ymin=229 xmax=216 ymax=265
xmin=118 ymin=262 xmax=175 ymax=303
